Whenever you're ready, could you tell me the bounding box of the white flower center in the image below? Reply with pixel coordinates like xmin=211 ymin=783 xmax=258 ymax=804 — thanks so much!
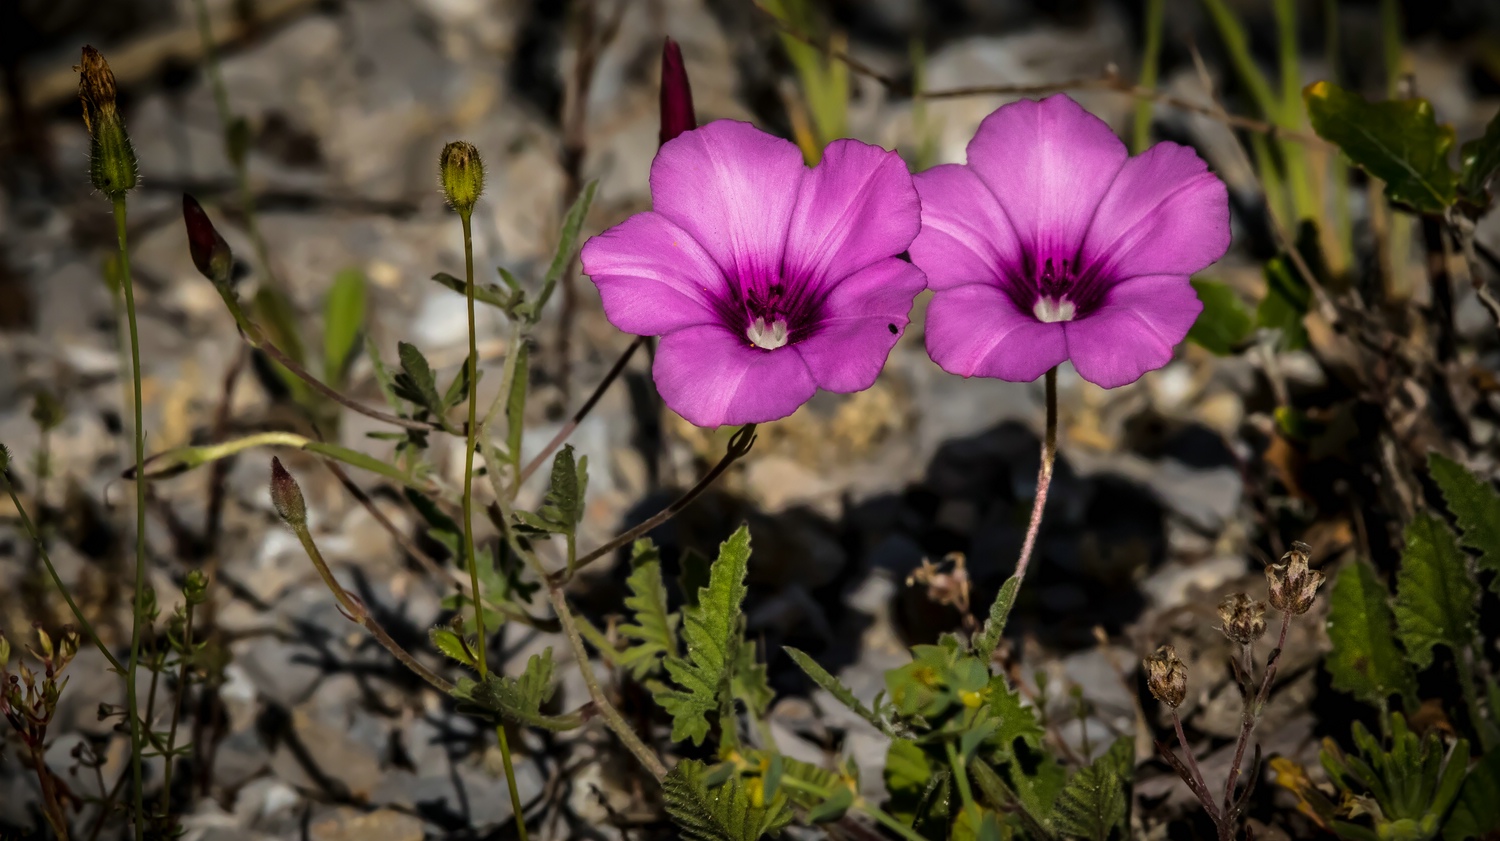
xmin=747 ymin=317 xmax=789 ymax=350
xmin=1033 ymin=296 xmax=1076 ymax=323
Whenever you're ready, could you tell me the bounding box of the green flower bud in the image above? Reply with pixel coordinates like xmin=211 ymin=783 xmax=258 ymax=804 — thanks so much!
xmin=270 ymin=457 xmax=307 ymax=528
xmin=439 ymin=141 xmax=485 ymax=213
xmin=77 ymin=46 xmax=138 ymax=199
xmin=183 ymin=569 xmax=210 ymax=606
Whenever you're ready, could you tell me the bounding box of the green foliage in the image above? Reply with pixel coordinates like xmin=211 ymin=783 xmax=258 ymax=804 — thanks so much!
xmin=663 ymin=759 xmax=793 ymax=841
xmin=732 ymin=640 xmax=774 ymax=719
xmin=885 ymin=738 xmax=947 ymax=833
xmin=322 ymin=268 xmax=366 ymax=386
xmin=1458 ymin=107 xmax=1500 ymax=207
xmin=430 ymin=271 xmax=517 ymax=311
xmin=657 ymin=525 xmax=751 ymax=745
xmin=429 ymin=626 xmax=477 ymax=669
xmin=1304 ymin=80 xmax=1457 ymax=213
xmin=1428 ymin=452 xmax=1500 ymax=592
xmin=528 ymin=181 xmax=598 ymax=322
xmin=1186 ymin=278 xmax=1255 ymax=355
xmin=984 ymin=678 xmax=1046 ymax=761
xmin=393 ymin=341 xmax=445 ymax=419
xmin=1393 ymin=513 xmax=1478 ymax=671
xmin=1051 ymin=737 xmax=1133 ymax=841
xmin=1326 ymin=558 xmax=1416 ymax=709
xmin=1321 ymin=713 xmax=1469 ymax=841
xmin=1256 ymin=253 xmax=1311 ymax=351
xmin=514 ymin=445 xmax=588 ymax=536
xmin=1445 ymin=748 xmax=1500 ymax=841
xmin=618 ymin=539 xmax=679 ymax=679
xmin=886 ymin=639 xmax=987 ymax=720
xmin=973 ymin=576 xmax=1020 ymax=664
xmin=452 ymin=649 xmax=576 ymax=731
xmin=784 ymin=646 xmax=888 ymax=733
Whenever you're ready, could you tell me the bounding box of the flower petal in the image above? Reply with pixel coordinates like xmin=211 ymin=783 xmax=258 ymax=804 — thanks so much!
xmin=1081 ymin=141 xmax=1231 ymax=280
xmin=784 ymin=139 xmax=921 ymax=285
xmin=924 ymin=283 xmax=1067 ymax=381
xmin=966 ymin=95 xmax=1128 ymax=260
xmin=909 ymin=164 xmax=1025 ymax=292
xmin=581 ymin=212 xmax=726 ymax=336
xmin=794 ymin=258 xmax=926 ymax=392
xmin=1063 ymin=274 xmax=1202 ymax=389
xmin=650 ymin=120 xmax=807 ymax=282
xmin=654 ymin=324 xmax=817 ymax=427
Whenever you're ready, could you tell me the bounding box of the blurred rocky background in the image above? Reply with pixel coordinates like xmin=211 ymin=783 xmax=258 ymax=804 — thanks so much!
xmin=2 ymin=0 xmax=1499 ymax=838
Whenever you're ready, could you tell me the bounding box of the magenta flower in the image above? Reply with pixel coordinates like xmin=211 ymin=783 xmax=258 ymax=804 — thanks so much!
xmin=581 ymin=120 xmax=925 ymax=427
xmin=911 ymin=94 xmax=1230 ymax=388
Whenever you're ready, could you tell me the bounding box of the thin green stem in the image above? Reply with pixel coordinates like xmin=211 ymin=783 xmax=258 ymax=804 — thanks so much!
xmin=459 ymin=211 xmax=488 ymax=678
xmin=113 ymin=195 xmax=147 ymax=841
xmin=945 ymin=740 xmax=975 ymax=813
xmin=495 ymin=725 xmax=529 ymax=835
xmin=1132 ymin=0 xmax=1165 ymax=154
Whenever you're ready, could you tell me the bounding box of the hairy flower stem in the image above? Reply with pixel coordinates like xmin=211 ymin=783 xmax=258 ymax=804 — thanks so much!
xmin=945 ymin=740 xmax=976 ymax=812
xmin=112 ymin=196 xmax=148 ymax=841
xmin=1173 ymin=710 xmax=1219 ymax=822
xmin=1013 ymin=367 xmax=1058 ymax=586
xmin=547 ymin=583 xmax=668 ymax=779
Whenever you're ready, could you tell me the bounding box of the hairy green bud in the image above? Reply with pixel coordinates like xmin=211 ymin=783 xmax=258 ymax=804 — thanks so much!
xmin=77 ymin=46 xmax=138 ymax=199
xmin=439 ymin=141 xmax=485 ymax=213
xmin=183 ymin=569 xmax=210 ymax=607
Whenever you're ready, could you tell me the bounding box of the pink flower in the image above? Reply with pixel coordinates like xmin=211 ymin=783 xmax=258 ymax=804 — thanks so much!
xmin=911 ymin=94 xmax=1231 ymax=388
xmin=581 ymin=120 xmax=926 ymax=427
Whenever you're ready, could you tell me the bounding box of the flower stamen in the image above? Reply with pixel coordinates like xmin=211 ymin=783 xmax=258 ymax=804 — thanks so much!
xmin=747 ymin=316 xmax=789 ymax=350
xmin=1033 ymin=296 xmax=1076 ymax=323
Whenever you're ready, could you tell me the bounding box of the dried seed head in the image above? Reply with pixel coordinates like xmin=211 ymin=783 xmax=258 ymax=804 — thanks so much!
xmin=182 ymin=194 xmax=234 ymax=286
xmin=1266 ymin=540 xmax=1324 ymax=616
xmin=438 ymin=141 xmax=485 ymax=213
xmin=269 ymin=457 xmax=307 ymax=528
xmin=77 ymin=46 xmax=138 ymax=199
xmin=1217 ymin=592 xmax=1268 ymax=645
xmin=659 ymin=37 xmax=697 ymax=146
xmin=1144 ymin=644 xmax=1188 ymax=708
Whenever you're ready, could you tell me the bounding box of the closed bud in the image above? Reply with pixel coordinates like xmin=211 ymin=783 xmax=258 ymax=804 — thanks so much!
xmin=270 ymin=457 xmax=307 ymax=528
xmin=659 ymin=37 xmax=697 ymax=146
xmin=77 ymin=46 xmax=138 ymax=199
xmin=182 ymin=195 xmax=235 ymax=286
xmin=1266 ymin=540 xmax=1324 ymax=616
xmin=439 ymin=141 xmax=485 ymax=213
xmin=1217 ymin=592 xmax=1267 ymax=645
xmin=1144 ymin=644 xmax=1188 ymax=708
xmin=183 ymin=569 xmax=210 ymax=606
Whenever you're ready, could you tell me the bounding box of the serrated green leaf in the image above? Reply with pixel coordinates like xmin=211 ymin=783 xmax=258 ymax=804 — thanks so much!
xmin=1459 ymin=107 xmax=1500 ymax=206
xmin=429 ymin=627 xmax=477 ymax=669
xmin=1394 ymin=512 xmax=1478 ymax=670
xmin=548 ymin=445 xmax=585 ymax=528
xmin=663 ymin=758 xmax=792 ymax=841
xmin=1052 ymin=736 xmax=1133 ymax=841
xmin=1186 ymin=277 xmax=1254 ymax=355
xmin=441 ymin=360 xmax=473 ymax=413
xmin=394 ymin=341 xmax=444 ymax=416
xmin=784 ymin=647 xmax=888 ymax=733
xmin=657 ymin=526 xmax=752 ymax=745
xmin=1429 ymin=452 xmax=1500 ymax=593
xmin=619 ymin=540 xmax=679 ymax=678
xmin=973 ymin=576 xmax=1019 ymax=664
xmin=452 ymin=649 xmax=576 ymax=730
xmin=1304 ymin=80 xmax=1457 ymax=213
xmin=1445 ymin=747 xmax=1500 ymax=841
xmin=985 ymin=677 xmax=1046 ymax=761
xmin=1326 ymin=559 xmax=1417 ymax=709
xmin=1256 ymin=253 xmax=1310 ymax=351
xmin=322 ymin=268 xmax=366 ymax=386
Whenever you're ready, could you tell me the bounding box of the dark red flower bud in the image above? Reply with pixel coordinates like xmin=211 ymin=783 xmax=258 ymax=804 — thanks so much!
xmin=182 ymin=194 xmax=233 ymax=286
xmin=269 ymin=457 xmax=306 ymax=528
xmin=659 ymin=37 xmax=696 ymax=147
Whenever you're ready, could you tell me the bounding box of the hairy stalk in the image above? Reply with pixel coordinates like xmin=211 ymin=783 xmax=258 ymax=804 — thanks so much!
xmin=945 ymin=740 xmax=976 ymax=812
xmin=1013 ymin=367 xmax=1057 ymax=585
xmin=289 ymin=523 xmax=455 ymax=694
xmin=159 ymin=600 xmax=194 ymax=817
xmin=518 ymin=335 xmax=645 ymax=485
xmin=1222 ymin=615 xmax=1290 ymax=823
xmin=1173 ymin=710 xmax=1219 ymax=821
xmin=547 ymin=583 xmax=668 ymax=779
xmin=114 ymin=196 xmax=148 ymax=841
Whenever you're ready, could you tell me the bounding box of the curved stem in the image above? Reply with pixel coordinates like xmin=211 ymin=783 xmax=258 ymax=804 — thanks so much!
xmin=1174 ymin=710 xmax=1219 ymax=822
xmin=518 ymin=336 xmax=645 ymax=486
xmin=113 ymin=196 xmax=148 ymax=841
xmin=1013 ymin=367 xmax=1057 ymax=586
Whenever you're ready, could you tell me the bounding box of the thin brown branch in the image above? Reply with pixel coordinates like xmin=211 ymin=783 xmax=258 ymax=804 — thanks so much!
xmin=519 ymin=335 xmax=646 ymax=486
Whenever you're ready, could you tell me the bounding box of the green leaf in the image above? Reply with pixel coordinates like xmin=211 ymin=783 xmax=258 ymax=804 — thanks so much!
xmin=1393 ymin=512 xmax=1479 ymax=671
xmin=1186 ymin=278 xmax=1255 ymax=355
xmin=1326 ymin=558 xmax=1417 ymax=708
xmin=885 ymin=739 xmax=938 ymax=829
xmin=429 ymin=627 xmax=477 ymax=669
xmin=1428 ymin=452 xmax=1500 ymax=592
xmin=429 ymin=270 xmax=517 ymax=312
xmin=1445 ymin=748 xmax=1500 ymax=841
xmin=1304 ymin=80 xmax=1457 ymax=213
xmin=662 ymin=759 xmax=793 ymax=841
xmin=733 ymin=639 xmax=774 ymax=718
xmin=973 ymin=576 xmax=1019 ymax=664
xmin=393 ymin=341 xmax=444 ymax=417
xmin=784 ymin=647 xmax=887 ymax=733
xmin=440 ymin=361 xmax=473 ymax=413
xmin=952 ymin=804 xmax=1005 ymax=841
xmin=506 ymin=341 xmax=529 ymax=474
xmin=805 ymin=785 xmax=854 ymax=824
xmin=657 ymin=525 xmax=752 ymax=745
xmin=618 ymin=540 xmax=679 ymax=678
xmin=363 ymin=335 xmax=402 ymax=413
xmin=1459 ymin=107 xmax=1500 ymax=206
xmin=526 ymin=180 xmax=597 ymax=322
xmin=1256 ymin=253 xmax=1311 ymax=351
xmin=985 ymin=678 xmax=1046 ymax=761
xmin=545 ymin=444 xmax=586 ymax=529
xmin=322 ymin=268 xmax=366 ymax=386
xmin=1052 ymin=737 xmax=1133 ymax=841
xmin=452 ymin=649 xmax=576 ymax=730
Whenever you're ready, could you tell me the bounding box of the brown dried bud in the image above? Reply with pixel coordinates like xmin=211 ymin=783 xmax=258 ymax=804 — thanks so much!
xmin=439 ymin=141 xmax=485 ymax=213
xmin=659 ymin=37 xmax=697 ymax=146
xmin=182 ymin=194 xmax=234 ymax=286
xmin=1144 ymin=644 xmax=1188 ymax=708
xmin=269 ymin=457 xmax=307 ymax=528
xmin=1267 ymin=540 xmax=1324 ymax=616
xmin=1217 ymin=592 xmax=1268 ymax=645
xmin=77 ymin=46 xmax=138 ymax=198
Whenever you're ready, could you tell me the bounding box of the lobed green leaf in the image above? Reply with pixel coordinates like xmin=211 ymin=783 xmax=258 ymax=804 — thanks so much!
xmin=1325 ymin=559 xmax=1417 ymax=709
xmin=663 ymin=758 xmax=792 ymax=841
xmin=1051 ymin=736 xmax=1133 ymax=841
xmin=1428 ymin=452 xmax=1500 ymax=592
xmin=1393 ymin=512 xmax=1478 ymax=671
